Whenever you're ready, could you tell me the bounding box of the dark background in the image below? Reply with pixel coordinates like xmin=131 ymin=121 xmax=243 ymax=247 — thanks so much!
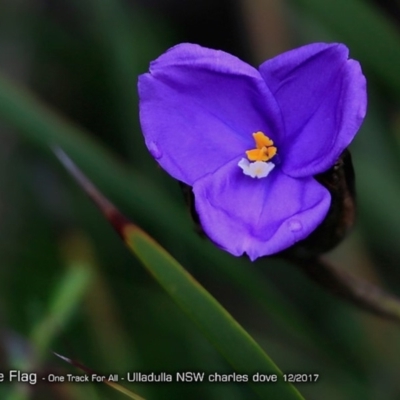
xmin=1 ymin=0 xmax=400 ymax=399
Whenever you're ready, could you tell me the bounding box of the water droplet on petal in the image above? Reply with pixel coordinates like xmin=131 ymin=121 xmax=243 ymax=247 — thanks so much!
xmin=148 ymin=141 xmax=162 ymax=159
xmin=289 ymin=219 xmax=302 ymax=232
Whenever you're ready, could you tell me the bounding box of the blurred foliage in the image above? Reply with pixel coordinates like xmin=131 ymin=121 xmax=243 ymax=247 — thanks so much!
xmin=0 ymin=0 xmax=400 ymax=399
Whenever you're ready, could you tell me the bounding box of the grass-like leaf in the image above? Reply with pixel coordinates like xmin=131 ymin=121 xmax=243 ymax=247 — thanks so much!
xmin=31 ymin=263 xmax=92 ymax=361
xmin=55 ymin=148 xmax=305 ymax=400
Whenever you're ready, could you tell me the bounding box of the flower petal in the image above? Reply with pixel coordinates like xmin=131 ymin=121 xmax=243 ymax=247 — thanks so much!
xmin=138 ymin=43 xmax=282 ymax=185
xmin=259 ymin=43 xmax=367 ymax=177
xmin=193 ymin=159 xmax=331 ymax=260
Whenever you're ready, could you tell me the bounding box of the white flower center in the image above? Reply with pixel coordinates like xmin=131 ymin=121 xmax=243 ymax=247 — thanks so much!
xmin=238 ymin=158 xmax=275 ymax=179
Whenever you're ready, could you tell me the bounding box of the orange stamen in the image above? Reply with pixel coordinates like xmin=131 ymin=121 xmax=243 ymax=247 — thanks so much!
xmin=246 ymin=132 xmax=277 ymax=162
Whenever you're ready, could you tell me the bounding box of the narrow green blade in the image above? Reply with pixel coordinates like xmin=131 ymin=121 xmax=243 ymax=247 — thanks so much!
xmin=55 ymin=148 xmax=305 ymax=400
xmin=124 ymin=225 xmax=305 ymax=400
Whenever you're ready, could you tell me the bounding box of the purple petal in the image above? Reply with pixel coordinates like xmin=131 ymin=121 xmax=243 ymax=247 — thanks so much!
xmin=193 ymin=159 xmax=331 ymax=260
xmin=259 ymin=43 xmax=367 ymax=177
xmin=138 ymin=43 xmax=282 ymax=185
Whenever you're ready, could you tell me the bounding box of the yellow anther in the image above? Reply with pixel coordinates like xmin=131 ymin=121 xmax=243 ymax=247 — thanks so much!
xmin=266 ymin=146 xmax=277 ymax=159
xmin=246 ymin=131 xmax=277 ymax=162
xmin=246 ymin=148 xmax=268 ymax=162
xmin=253 ymin=131 xmax=274 ymax=148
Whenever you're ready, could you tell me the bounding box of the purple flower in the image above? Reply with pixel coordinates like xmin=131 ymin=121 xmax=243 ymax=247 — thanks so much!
xmin=138 ymin=43 xmax=367 ymax=261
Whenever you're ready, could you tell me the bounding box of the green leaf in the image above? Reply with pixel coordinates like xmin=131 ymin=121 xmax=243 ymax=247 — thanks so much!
xmin=124 ymin=225 xmax=305 ymax=400
xmin=55 ymin=148 xmax=305 ymax=400
xmin=31 ymin=263 xmax=92 ymax=360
